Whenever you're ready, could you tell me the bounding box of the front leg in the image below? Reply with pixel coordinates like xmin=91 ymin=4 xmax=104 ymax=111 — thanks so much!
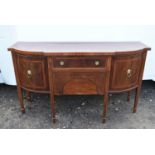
xmin=133 ymin=87 xmax=141 ymax=113
xmin=17 ymin=86 xmax=25 ymax=113
xmin=103 ymin=93 xmax=109 ymax=123
xmin=50 ymin=93 xmax=56 ymax=123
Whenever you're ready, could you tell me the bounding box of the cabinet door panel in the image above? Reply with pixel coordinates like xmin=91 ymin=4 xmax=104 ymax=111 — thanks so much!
xmin=110 ymin=54 xmax=143 ymax=91
xmin=53 ymin=72 xmax=106 ymax=95
xmin=17 ymin=54 xmax=49 ymax=91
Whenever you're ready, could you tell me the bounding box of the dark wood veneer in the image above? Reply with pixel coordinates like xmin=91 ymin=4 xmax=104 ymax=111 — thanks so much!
xmin=110 ymin=52 xmax=143 ymax=91
xmin=53 ymin=56 xmax=106 ymax=68
xmin=8 ymin=42 xmax=151 ymax=124
xmin=16 ymin=54 xmax=49 ymax=91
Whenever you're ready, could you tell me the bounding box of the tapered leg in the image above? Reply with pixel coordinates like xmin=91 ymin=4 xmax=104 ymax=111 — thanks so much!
xmin=17 ymin=86 xmax=25 ymax=113
xmin=127 ymin=91 xmax=130 ymax=102
xmin=103 ymin=93 xmax=109 ymax=123
xmin=50 ymin=94 xmax=56 ymax=123
xmin=47 ymin=57 xmax=56 ymax=124
xmin=133 ymin=87 xmax=141 ymax=113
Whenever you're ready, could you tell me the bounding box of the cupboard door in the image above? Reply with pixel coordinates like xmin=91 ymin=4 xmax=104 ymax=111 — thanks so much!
xmin=110 ymin=54 xmax=143 ymax=91
xmin=16 ymin=54 xmax=49 ymax=91
xmin=53 ymin=72 xmax=107 ymax=95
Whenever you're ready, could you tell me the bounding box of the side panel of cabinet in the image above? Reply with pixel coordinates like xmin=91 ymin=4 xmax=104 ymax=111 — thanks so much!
xmin=16 ymin=54 xmax=49 ymax=91
xmin=110 ymin=52 xmax=144 ymax=91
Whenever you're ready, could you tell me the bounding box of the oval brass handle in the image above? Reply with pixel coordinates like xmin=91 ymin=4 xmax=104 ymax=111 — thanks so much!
xmin=27 ymin=70 xmax=32 ymax=78
xmin=59 ymin=61 xmax=64 ymax=66
xmin=127 ymin=69 xmax=132 ymax=78
xmin=95 ymin=60 xmax=100 ymax=66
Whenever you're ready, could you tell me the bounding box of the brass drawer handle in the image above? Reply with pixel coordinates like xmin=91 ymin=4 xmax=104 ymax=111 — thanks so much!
xmin=27 ymin=70 xmax=32 ymax=78
xmin=59 ymin=61 xmax=64 ymax=66
xmin=127 ymin=69 xmax=132 ymax=78
xmin=95 ymin=60 xmax=100 ymax=66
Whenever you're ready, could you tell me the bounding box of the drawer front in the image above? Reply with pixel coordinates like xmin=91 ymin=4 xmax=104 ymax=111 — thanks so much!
xmin=110 ymin=54 xmax=143 ymax=91
xmin=16 ymin=54 xmax=49 ymax=91
xmin=53 ymin=57 xmax=106 ymax=68
xmin=53 ymin=72 xmax=106 ymax=95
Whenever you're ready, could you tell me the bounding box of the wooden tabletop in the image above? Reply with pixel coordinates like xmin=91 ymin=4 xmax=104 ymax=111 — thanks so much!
xmin=8 ymin=42 xmax=151 ymax=55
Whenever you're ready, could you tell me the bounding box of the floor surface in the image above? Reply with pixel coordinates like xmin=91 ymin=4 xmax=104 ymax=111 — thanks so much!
xmin=0 ymin=80 xmax=155 ymax=129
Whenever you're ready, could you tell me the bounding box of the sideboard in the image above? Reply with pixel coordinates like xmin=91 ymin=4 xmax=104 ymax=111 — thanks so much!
xmin=8 ymin=42 xmax=151 ymax=123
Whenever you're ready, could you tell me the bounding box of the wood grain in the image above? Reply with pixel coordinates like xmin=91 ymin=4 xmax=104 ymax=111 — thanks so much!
xmin=8 ymin=42 xmax=151 ymax=123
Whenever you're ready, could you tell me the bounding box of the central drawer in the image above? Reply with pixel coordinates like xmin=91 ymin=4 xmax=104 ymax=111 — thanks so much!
xmin=53 ymin=56 xmax=106 ymax=68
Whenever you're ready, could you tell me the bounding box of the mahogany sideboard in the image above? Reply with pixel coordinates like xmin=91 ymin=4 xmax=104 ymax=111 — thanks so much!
xmin=8 ymin=42 xmax=151 ymax=123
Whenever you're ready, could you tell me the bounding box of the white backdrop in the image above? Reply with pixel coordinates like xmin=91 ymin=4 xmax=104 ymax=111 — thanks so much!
xmin=0 ymin=25 xmax=154 ymax=85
